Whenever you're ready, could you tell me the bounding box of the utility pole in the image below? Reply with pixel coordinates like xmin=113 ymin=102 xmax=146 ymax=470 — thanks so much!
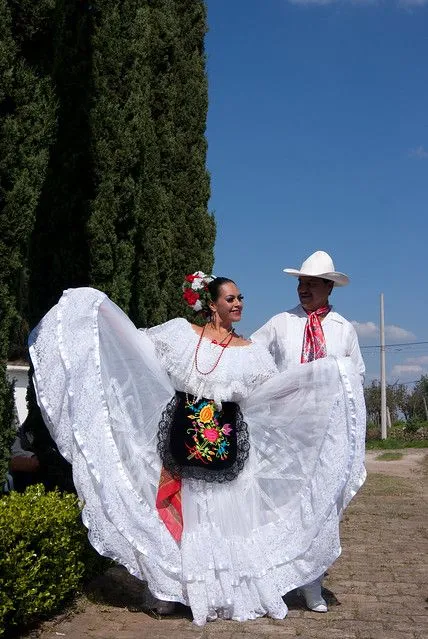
xmin=380 ymin=293 xmax=387 ymax=440
xmin=423 ymin=396 xmax=428 ymax=421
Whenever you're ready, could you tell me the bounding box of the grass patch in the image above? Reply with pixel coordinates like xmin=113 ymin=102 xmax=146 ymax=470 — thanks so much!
xmin=366 ymin=438 xmax=428 ymax=450
xmin=364 ymin=473 xmax=417 ymax=497
xmin=375 ymin=451 xmax=404 ymax=461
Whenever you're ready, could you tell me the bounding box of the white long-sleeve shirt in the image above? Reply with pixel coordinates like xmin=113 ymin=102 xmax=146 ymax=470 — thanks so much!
xmin=251 ymin=304 xmax=365 ymax=383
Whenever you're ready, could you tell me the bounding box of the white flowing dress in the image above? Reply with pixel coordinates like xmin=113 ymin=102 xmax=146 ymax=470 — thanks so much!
xmin=29 ymin=287 xmax=366 ymax=626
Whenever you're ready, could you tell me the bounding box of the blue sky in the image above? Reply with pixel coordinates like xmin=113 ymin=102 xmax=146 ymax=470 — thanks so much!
xmin=205 ymin=0 xmax=428 ymax=384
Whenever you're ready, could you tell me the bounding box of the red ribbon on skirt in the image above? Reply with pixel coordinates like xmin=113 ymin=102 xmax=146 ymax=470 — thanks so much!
xmin=156 ymin=467 xmax=183 ymax=542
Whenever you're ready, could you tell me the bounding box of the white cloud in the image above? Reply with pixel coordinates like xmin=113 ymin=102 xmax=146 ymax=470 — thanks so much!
xmin=399 ymin=0 xmax=428 ymax=6
xmin=390 ymin=355 xmax=428 ymax=380
xmin=288 ymin=0 xmax=428 ymax=5
xmin=385 ymin=325 xmax=416 ymax=340
xmin=391 ymin=364 xmax=424 ymax=377
xmin=406 ymin=355 xmax=428 ymax=366
xmin=288 ymin=0 xmax=335 ymax=4
xmin=288 ymin=0 xmax=376 ymax=4
xmin=352 ymin=321 xmax=378 ymax=338
xmin=352 ymin=321 xmax=415 ymax=341
xmin=408 ymin=145 xmax=428 ymax=158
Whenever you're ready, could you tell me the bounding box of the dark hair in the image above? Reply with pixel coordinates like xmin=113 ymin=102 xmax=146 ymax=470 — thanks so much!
xmin=207 ymin=277 xmax=236 ymax=302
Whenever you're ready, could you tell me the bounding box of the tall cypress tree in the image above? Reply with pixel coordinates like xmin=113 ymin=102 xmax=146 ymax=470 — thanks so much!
xmin=28 ymin=0 xmax=93 ymax=327
xmin=26 ymin=0 xmax=214 ymax=331
xmin=22 ymin=1 xmax=94 ymax=493
xmin=131 ymin=0 xmax=215 ymax=326
xmin=172 ymin=0 xmax=215 ymax=281
xmin=89 ymin=0 xmax=214 ymax=327
xmin=22 ymin=0 xmax=215 ymax=489
xmin=88 ymin=0 xmax=174 ymax=320
xmin=0 ymin=0 xmax=56 ymax=482
xmin=129 ymin=0 xmax=178 ymax=326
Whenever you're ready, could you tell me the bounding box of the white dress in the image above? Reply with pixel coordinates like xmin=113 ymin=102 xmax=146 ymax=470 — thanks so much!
xmin=29 ymin=287 xmax=366 ymax=626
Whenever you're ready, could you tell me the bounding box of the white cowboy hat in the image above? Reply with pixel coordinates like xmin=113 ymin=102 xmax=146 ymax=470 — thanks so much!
xmin=283 ymin=250 xmax=349 ymax=287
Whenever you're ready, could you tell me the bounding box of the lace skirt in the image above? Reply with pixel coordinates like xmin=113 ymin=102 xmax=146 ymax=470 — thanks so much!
xmin=29 ymin=287 xmax=366 ymax=626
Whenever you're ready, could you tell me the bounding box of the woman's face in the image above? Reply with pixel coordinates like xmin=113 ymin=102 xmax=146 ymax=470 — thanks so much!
xmin=210 ymin=282 xmax=244 ymax=324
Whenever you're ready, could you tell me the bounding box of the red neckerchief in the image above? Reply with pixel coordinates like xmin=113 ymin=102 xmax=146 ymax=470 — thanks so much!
xmin=301 ymin=305 xmax=331 ymax=363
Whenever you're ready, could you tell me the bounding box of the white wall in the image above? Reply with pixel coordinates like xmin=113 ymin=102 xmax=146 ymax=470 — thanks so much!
xmin=6 ymin=365 xmax=29 ymax=425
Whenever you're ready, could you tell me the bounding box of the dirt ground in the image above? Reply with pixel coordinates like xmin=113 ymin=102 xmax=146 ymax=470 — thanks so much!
xmin=22 ymin=449 xmax=428 ymax=639
xmin=364 ymin=448 xmax=427 ymax=478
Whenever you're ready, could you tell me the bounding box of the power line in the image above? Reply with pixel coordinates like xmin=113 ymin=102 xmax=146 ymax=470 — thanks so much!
xmin=360 ymin=341 xmax=428 ymax=349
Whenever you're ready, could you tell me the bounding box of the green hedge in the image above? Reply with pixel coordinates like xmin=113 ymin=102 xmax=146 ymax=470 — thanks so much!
xmin=0 ymin=484 xmax=106 ymax=636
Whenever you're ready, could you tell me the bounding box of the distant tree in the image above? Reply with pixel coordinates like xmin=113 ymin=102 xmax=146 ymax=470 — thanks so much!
xmin=393 ymin=383 xmax=414 ymax=422
xmin=364 ymin=380 xmax=401 ymax=425
xmin=409 ymin=375 xmax=428 ymax=421
xmin=365 ymin=375 xmax=428 ymax=431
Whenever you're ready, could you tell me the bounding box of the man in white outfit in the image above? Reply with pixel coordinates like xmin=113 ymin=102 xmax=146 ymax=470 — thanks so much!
xmin=251 ymin=250 xmax=365 ymax=612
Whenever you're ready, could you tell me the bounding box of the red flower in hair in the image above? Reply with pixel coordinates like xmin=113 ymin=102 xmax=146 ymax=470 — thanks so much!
xmin=183 ymin=288 xmax=200 ymax=306
xmin=182 ymin=271 xmax=214 ymax=313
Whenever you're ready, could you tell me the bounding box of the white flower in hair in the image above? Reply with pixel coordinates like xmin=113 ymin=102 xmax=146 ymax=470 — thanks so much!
xmin=191 ymin=270 xmax=213 ymax=290
xmin=193 ymin=299 xmax=202 ymax=312
xmin=191 ymin=279 xmax=204 ymax=290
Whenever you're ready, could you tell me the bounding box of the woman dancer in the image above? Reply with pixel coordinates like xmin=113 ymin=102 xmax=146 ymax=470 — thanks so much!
xmin=29 ymin=272 xmax=366 ymax=626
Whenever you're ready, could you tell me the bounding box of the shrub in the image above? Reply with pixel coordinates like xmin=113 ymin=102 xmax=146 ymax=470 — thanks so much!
xmin=365 ymin=422 xmax=380 ymax=441
xmin=0 ymin=484 xmax=106 ymax=636
xmin=365 ymin=420 xmax=428 ymax=446
xmin=404 ymin=419 xmax=428 ymax=435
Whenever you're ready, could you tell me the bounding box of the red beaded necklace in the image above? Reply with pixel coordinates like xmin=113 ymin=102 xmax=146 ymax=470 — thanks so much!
xmin=194 ymin=323 xmax=235 ymax=376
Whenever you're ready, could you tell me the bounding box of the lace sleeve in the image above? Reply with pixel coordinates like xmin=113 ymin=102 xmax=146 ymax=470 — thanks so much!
xmin=145 ymin=318 xmax=192 ymax=371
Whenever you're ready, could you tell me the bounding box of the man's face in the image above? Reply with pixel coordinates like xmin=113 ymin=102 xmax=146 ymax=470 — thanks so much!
xmin=297 ymin=277 xmax=333 ymax=312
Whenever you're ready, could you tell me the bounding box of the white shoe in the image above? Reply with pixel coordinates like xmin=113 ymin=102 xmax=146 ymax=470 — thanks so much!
xmin=301 ymin=580 xmax=328 ymax=613
xmin=206 ymin=609 xmax=218 ymax=622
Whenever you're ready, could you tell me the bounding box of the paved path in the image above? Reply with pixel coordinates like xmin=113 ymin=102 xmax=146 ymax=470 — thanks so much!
xmin=27 ymin=450 xmax=428 ymax=639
